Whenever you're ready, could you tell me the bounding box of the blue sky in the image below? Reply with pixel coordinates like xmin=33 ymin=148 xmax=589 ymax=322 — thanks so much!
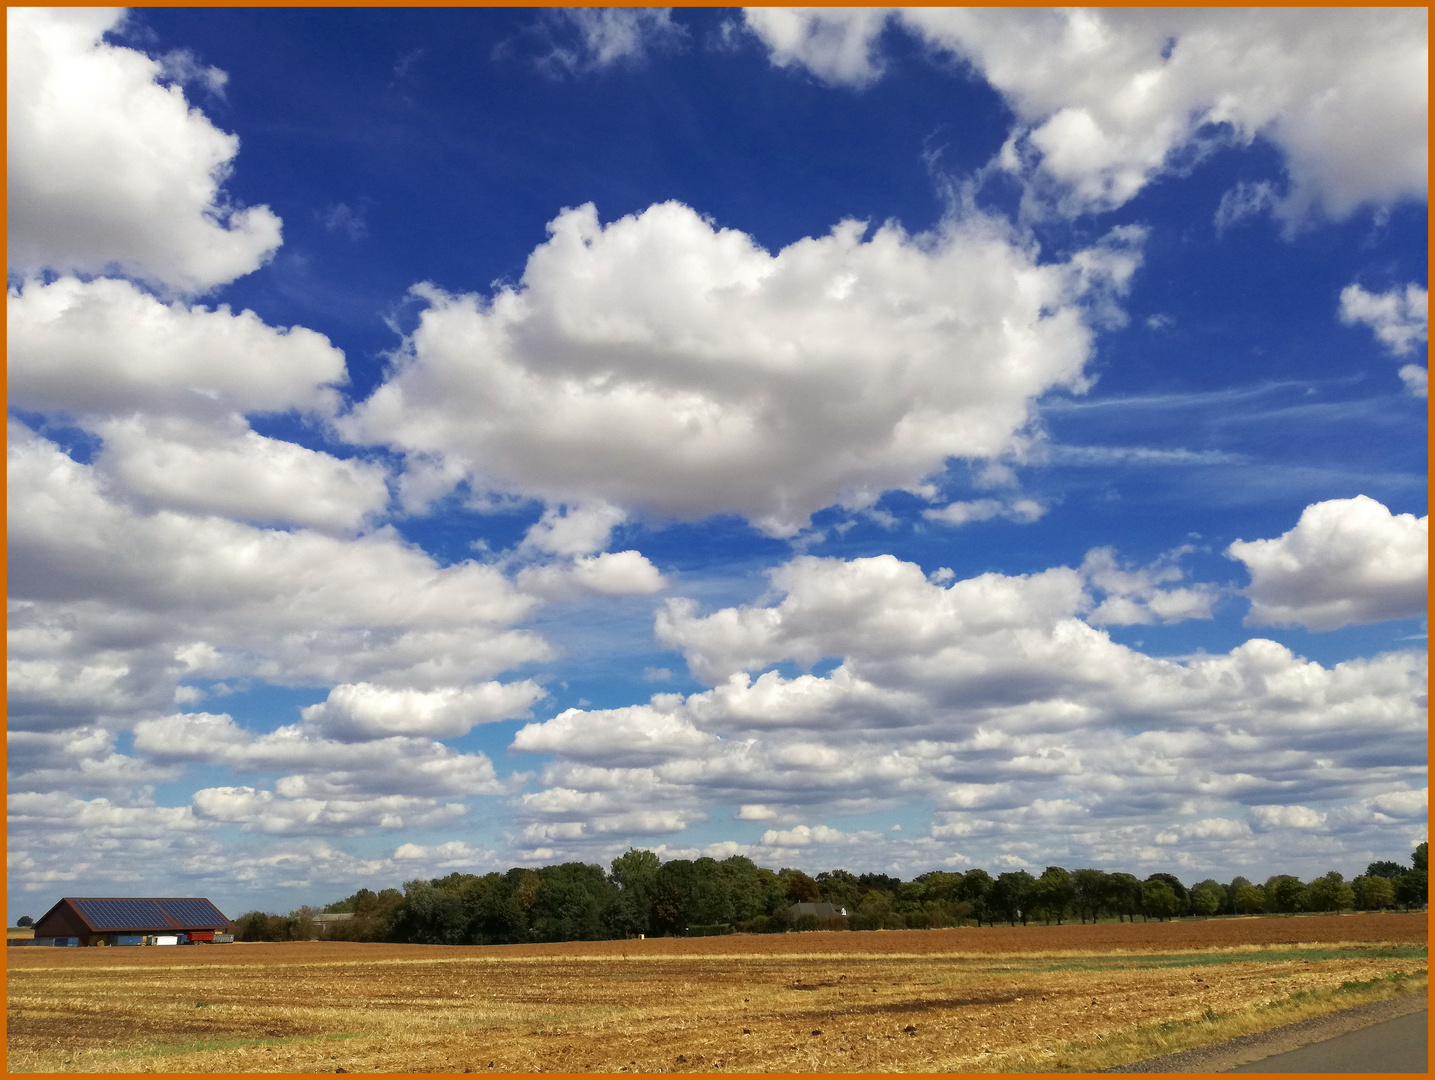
xmin=7 ymin=7 xmax=1427 ymax=920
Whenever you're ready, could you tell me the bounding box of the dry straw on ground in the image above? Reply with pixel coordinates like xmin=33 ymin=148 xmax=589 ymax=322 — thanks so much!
xmin=6 ymin=912 xmax=1426 ymax=1073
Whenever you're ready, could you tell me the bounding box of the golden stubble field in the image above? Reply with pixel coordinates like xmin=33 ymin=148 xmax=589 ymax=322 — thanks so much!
xmin=6 ymin=913 xmax=1427 ymax=1073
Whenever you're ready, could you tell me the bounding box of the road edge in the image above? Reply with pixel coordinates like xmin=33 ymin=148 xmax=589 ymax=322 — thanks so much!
xmin=1102 ymin=991 xmax=1429 ymax=1073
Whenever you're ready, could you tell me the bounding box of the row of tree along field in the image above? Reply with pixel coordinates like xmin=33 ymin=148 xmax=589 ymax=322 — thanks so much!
xmin=232 ymin=842 xmax=1427 ymax=945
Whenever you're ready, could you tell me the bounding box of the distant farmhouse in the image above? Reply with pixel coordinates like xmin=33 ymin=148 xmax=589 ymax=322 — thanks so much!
xmin=20 ymin=897 xmax=233 ymax=947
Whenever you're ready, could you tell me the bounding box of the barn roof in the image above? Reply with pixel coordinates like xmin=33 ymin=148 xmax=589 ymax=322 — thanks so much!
xmin=42 ymin=897 xmax=232 ymax=932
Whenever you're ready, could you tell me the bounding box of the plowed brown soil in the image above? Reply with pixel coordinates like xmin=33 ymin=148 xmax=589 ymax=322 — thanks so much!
xmin=6 ymin=913 xmax=1425 ymax=1073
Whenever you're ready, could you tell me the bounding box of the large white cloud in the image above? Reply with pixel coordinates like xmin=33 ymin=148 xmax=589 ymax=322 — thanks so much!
xmin=8 ymin=423 xmax=549 ymax=731
xmin=745 ymin=8 xmax=1428 ymax=223
xmin=91 ymin=416 xmax=391 ymax=534
xmin=346 ymin=201 xmax=1142 ymax=535
xmin=7 ymin=8 xmax=281 ymax=293
xmin=1228 ymin=495 xmax=1428 ymax=631
xmin=7 ymin=275 xmax=387 ymax=531
xmin=8 ymin=276 xmax=346 ymax=420
xmin=508 ymin=548 xmax=1425 ymax=874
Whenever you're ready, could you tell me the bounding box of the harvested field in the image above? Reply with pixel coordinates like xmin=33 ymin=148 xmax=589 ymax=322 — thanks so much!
xmin=6 ymin=912 xmax=1426 ymax=1073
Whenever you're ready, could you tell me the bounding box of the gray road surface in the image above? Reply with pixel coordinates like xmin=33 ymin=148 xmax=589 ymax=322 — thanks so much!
xmin=1227 ymin=1008 xmax=1427 ymax=1073
xmin=1108 ymin=994 xmax=1428 ymax=1073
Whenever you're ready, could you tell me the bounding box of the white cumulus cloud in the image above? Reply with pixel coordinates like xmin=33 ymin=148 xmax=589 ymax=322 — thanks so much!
xmin=1081 ymin=545 xmax=1218 ymax=626
xmin=1249 ymin=804 xmax=1326 ymax=831
xmin=759 ymin=823 xmax=851 ymax=847
xmin=91 ymin=416 xmax=390 ymax=534
xmin=8 ymin=423 xmax=549 ymax=729
xmin=8 ymin=276 xmax=346 ymax=421
xmin=515 ymin=550 xmax=667 ymax=601
xmin=506 ymin=549 xmax=1424 ymax=869
xmin=191 ymin=786 xmax=466 ymax=836
xmin=345 ymin=201 xmax=1142 ymax=535
xmin=300 ymin=681 xmax=546 ymax=741
xmin=1228 ymin=495 xmax=1428 ymax=631
xmin=745 ymin=8 xmax=1428 ymax=224
xmin=7 ymin=8 xmax=282 ymax=292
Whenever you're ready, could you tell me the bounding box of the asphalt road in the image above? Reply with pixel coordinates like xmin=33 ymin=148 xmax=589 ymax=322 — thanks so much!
xmin=1108 ymin=995 xmax=1428 ymax=1073
xmin=1227 ymin=1008 xmax=1427 ymax=1073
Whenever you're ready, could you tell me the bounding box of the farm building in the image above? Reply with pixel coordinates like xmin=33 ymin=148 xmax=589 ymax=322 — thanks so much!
xmin=787 ymin=901 xmax=848 ymax=919
xmin=28 ymin=897 xmax=233 ymax=947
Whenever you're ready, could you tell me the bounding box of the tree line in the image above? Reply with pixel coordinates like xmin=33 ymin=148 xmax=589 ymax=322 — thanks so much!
xmin=231 ymin=842 xmax=1427 ymax=945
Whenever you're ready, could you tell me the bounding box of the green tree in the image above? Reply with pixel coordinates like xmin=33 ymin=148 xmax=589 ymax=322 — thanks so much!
xmin=609 ymin=848 xmax=661 ymax=938
xmin=721 ymin=856 xmax=777 ymax=922
xmin=1189 ymin=885 xmax=1222 ymax=916
xmin=1264 ymin=875 xmax=1308 ymax=914
xmin=858 ymin=872 xmax=903 ymax=893
xmin=1141 ymin=878 xmax=1180 ymax=921
xmin=914 ymin=871 xmax=964 ymax=904
xmin=1144 ymin=872 xmax=1189 ymax=915
xmin=957 ymin=869 xmax=993 ymax=926
xmin=1365 ymin=859 xmax=1410 ymax=879
xmin=855 ymin=887 xmax=900 ymax=930
xmin=233 ymin=910 xmax=272 ymax=941
xmin=1190 ymin=879 xmax=1227 ymax=913
xmin=1305 ymin=871 xmax=1354 ymax=913
xmin=611 ymin=848 xmax=661 ymax=890
xmin=320 ymin=886 xmax=405 ymax=941
xmin=907 ymin=871 xmax=968 ymax=927
xmin=691 ymin=857 xmax=736 ymax=925
xmin=1106 ymin=873 xmax=1143 ymax=923
xmin=15 ymin=915 xmax=33 ymax=927
xmin=457 ymin=873 xmax=522 ymax=944
xmin=991 ymin=870 xmax=1037 ymax=926
xmin=389 ymin=879 xmax=469 ymax=944
xmin=1395 ymin=869 xmax=1427 ymax=910
xmin=1033 ymin=867 xmax=1074 ymax=925
xmin=815 ymin=869 xmax=863 ymax=910
xmin=1352 ymin=874 xmax=1396 ymax=911
xmin=1412 ymin=842 xmax=1427 ymax=873
xmin=1225 ymin=877 xmax=1253 ymax=915
xmin=529 ymin=862 xmax=614 ymax=942
xmin=1232 ymin=883 xmax=1266 ymax=914
xmin=1070 ymin=869 xmax=1108 ymax=923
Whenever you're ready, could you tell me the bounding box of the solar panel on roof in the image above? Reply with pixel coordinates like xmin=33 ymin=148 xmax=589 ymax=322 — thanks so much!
xmin=71 ymin=899 xmax=167 ymax=930
xmin=157 ymin=899 xmax=227 ymax=927
xmin=68 ymin=898 xmax=228 ymax=931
